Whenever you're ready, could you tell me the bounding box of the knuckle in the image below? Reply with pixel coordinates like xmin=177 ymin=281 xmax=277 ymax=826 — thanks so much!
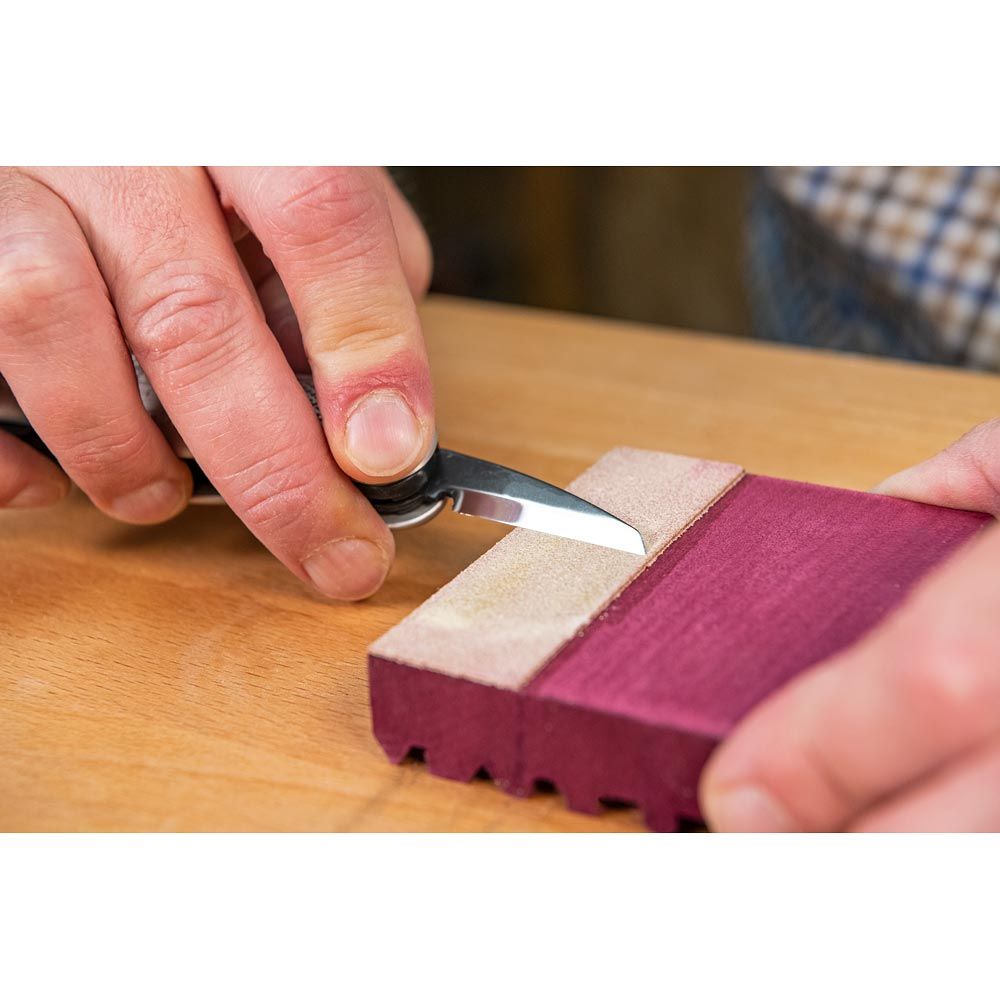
xmin=898 ymin=626 xmax=1000 ymax=732
xmin=57 ymin=417 xmax=151 ymax=477
xmin=264 ymin=167 xmax=385 ymax=259
xmin=311 ymin=309 xmax=412 ymax=363
xmin=221 ymin=442 xmax=328 ymax=538
xmin=127 ymin=263 xmax=246 ymax=378
xmin=0 ymin=232 xmax=87 ymax=335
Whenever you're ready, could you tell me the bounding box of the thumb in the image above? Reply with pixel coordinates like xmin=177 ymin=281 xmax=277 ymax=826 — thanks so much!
xmin=873 ymin=418 xmax=1000 ymax=516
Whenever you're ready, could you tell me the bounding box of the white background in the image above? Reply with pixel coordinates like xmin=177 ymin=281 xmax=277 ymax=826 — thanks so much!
xmin=4 ymin=2 xmax=999 ymax=997
xmin=3 ymin=835 xmax=998 ymax=998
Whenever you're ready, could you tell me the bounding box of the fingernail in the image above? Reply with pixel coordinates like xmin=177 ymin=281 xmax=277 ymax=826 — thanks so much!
xmin=871 ymin=469 xmax=915 ymax=494
xmin=7 ymin=480 xmax=66 ymax=509
xmin=303 ymin=537 xmax=389 ymax=601
xmin=703 ymin=785 xmax=799 ymax=832
xmin=110 ymin=479 xmax=188 ymax=523
xmin=345 ymin=390 xmax=424 ymax=478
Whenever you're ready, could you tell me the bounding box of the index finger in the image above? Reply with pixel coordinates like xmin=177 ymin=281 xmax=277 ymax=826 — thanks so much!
xmin=33 ymin=166 xmax=394 ymax=601
xmin=209 ymin=167 xmax=436 ymax=485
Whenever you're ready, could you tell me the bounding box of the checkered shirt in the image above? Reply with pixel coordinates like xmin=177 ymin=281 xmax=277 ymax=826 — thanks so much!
xmin=746 ymin=166 xmax=1000 ymax=370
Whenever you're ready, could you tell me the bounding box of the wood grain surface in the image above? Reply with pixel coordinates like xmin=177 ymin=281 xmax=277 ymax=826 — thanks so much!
xmin=3 ymin=295 xmax=999 ymax=832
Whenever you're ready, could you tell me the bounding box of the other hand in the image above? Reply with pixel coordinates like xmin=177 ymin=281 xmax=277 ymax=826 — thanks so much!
xmin=700 ymin=420 xmax=1000 ymax=831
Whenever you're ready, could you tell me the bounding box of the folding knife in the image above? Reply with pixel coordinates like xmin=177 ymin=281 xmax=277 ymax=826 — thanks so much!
xmin=0 ymin=372 xmax=646 ymax=556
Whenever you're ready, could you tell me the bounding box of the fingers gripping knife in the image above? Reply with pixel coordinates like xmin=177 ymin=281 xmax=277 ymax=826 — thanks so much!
xmin=0 ymin=370 xmax=646 ymax=556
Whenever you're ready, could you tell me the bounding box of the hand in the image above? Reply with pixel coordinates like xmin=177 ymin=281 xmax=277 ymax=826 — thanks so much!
xmin=0 ymin=167 xmax=434 ymax=600
xmin=700 ymin=420 xmax=1000 ymax=831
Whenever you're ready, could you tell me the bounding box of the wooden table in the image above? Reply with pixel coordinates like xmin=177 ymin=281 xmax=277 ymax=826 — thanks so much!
xmin=3 ymin=296 xmax=999 ymax=831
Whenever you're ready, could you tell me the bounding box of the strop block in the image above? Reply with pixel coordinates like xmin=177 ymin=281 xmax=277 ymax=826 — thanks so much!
xmin=368 ymin=449 xmax=990 ymax=831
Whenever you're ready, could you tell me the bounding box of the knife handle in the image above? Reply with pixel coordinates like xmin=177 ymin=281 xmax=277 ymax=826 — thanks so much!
xmin=0 ymin=417 xmax=221 ymax=502
xmin=1 ymin=378 xmax=439 ymax=523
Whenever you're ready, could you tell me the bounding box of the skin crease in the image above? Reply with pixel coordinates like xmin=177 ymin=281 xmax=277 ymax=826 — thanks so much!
xmin=700 ymin=419 xmax=1000 ymax=832
xmin=0 ymin=167 xmax=434 ymax=601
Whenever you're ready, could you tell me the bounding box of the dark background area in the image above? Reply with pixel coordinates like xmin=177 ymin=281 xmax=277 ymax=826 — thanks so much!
xmin=394 ymin=167 xmax=752 ymax=337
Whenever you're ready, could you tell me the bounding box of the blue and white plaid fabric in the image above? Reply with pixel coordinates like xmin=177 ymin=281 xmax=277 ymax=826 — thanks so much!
xmin=747 ymin=166 xmax=1000 ymax=370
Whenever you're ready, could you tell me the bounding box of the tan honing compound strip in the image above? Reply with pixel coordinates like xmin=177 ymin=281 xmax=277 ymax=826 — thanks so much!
xmin=370 ymin=448 xmax=744 ymax=689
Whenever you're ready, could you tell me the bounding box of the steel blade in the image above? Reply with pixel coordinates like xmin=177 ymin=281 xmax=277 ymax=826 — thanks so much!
xmin=432 ymin=449 xmax=646 ymax=555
